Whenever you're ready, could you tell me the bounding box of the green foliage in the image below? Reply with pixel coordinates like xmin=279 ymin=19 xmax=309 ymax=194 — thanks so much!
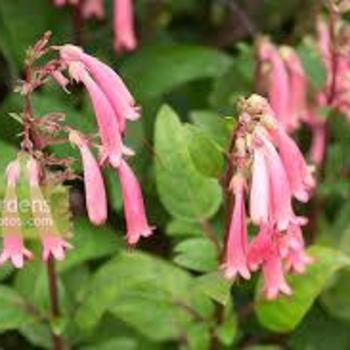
xmin=154 ymin=105 xmax=222 ymax=221
xmin=255 ymin=246 xmax=350 ymax=332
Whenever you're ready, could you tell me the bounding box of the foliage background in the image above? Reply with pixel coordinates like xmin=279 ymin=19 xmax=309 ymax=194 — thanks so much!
xmin=0 ymin=0 xmax=350 ymax=349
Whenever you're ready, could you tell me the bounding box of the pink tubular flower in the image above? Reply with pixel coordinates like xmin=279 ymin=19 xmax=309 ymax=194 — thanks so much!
xmin=69 ymin=131 xmax=107 ymax=225
xmin=280 ymin=46 xmax=308 ymax=132
xmin=27 ymin=158 xmax=72 ymax=261
xmin=0 ymin=161 xmax=33 ymax=268
xmin=59 ymin=44 xmax=139 ymax=133
xmin=258 ymin=40 xmax=290 ymax=128
xmin=255 ymin=128 xmax=295 ymax=230
xmin=114 ymin=0 xmax=138 ymax=53
xmin=54 ymin=0 xmax=66 ymax=6
xmin=281 ymin=224 xmax=314 ymax=274
xmin=250 ymin=146 xmax=270 ymax=226
xmin=82 ymin=0 xmax=105 ymax=19
xmin=221 ymin=175 xmax=251 ymax=280
xmin=271 ymin=127 xmax=315 ymax=202
xmin=117 ymin=160 xmax=153 ymax=245
xmin=68 ymin=61 xmax=125 ymax=167
xmin=262 ymin=247 xmax=292 ymax=300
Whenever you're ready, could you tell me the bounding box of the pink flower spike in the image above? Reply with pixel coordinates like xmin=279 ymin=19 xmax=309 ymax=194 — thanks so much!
xmin=262 ymin=249 xmax=292 ymax=300
xmin=117 ymin=160 xmax=154 ymax=245
xmin=272 ymin=127 xmax=315 ymax=202
xmin=42 ymin=234 xmax=72 ymax=261
xmin=250 ymin=146 xmax=270 ymax=225
xmin=0 ymin=234 xmax=33 ymax=269
xmin=69 ymin=131 xmax=107 ymax=225
xmin=68 ymin=62 xmax=124 ymax=167
xmin=114 ymin=0 xmax=138 ymax=53
xmin=221 ymin=175 xmax=251 ymax=280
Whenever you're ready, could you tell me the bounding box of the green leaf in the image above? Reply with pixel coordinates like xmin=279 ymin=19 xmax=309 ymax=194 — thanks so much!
xmin=58 ymin=218 xmax=121 ymax=272
xmin=321 ymin=269 xmax=350 ymax=321
xmin=173 ymin=238 xmax=218 ymax=272
xmin=81 ymin=338 xmax=138 ymax=350
xmin=196 ymin=272 xmax=232 ymax=305
xmin=184 ymin=125 xmax=224 ymax=178
xmin=216 ymin=301 xmax=237 ymax=346
xmin=0 ymin=286 xmax=36 ymax=332
xmin=184 ymin=323 xmax=211 ymax=350
xmin=166 ymin=219 xmax=204 ymax=237
xmin=255 ymin=246 xmax=350 ymax=332
xmin=190 ymin=111 xmax=234 ymax=150
xmin=110 ymin=288 xmax=192 ymax=341
xmin=154 ymin=105 xmax=222 ymax=221
xmin=120 ymin=45 xmax=233 ymax=102
xmin=76 ymin=250 xmax=194 ymax=330
xmin=288 ymin=306 xmax=350 ymax=350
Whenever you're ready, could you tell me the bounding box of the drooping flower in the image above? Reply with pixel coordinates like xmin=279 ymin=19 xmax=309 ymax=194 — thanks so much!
xmin=113 ymin=0 xmax=137 ymax=53
xmin=271 ymin=126 xmax=315 ymax=202
xmin=82 ymin=0 xmax=105 ymax=19
xmin=67 ymin=61 xmax=125 ymax=167
xmin=0 ymin=161 xmax=33 ymax=268
xmin=262 ymin=246 xmax=292 ymax=300
xmin=59 ymin=44 xmax=140 ymax=133
xmin=117 ymin=160 xmax=153 ymax=245
xmin=69 ymin=130 xmax=107 ymax=225
xmin=258 ymin=39 xmax=290 ymax=128
xmin=221 ymin=175 xmax=251 ymax=280
xmin=27 ymin=158 xmax=72 ymax=261
xmin=255 ymin=127 xmax=295 ymax=231
xmin=53 ymin=0 xmax=66 ymax=6
xmin=280 ymin=46 xmax=308 ymax=132
xmin=250 ymin=145 xmax=270 ymax=226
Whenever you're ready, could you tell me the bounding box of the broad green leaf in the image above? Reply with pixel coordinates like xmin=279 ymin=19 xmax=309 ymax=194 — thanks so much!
xmin=120 ymin=45 xmax=232 ymax=101
xmin=76 ymin=250 xmax=194 ymax=330
xmin=288 ymin=306 xmax=350 ymax=350
xmin=216 ymin=301 xmax=237 ymax=346
xmin=0 ymin=286 xmax=36 ymax=332
xmin=166 ymin=219 xmax=203 ymax=237
xmin=110 ymin=288 xmax=192 ymax=341
xmin=190 ymin=110 xmax=234 ymax=150
xmin=196 ymin=272 xmax=232 ymax=306
xmin=183 ymin=323 xmax=211 ymax=350
xmin=173 ymin=238 xmax=218 ymax=272
xmin=255 ymin=246 xmax=350 ymax=332
xmin=58 ymin=218 xmax=121 ymax=272
xmin=19 ymin=323 xmax=52 ymax=349
xmin=81 ymin=338 xmax=138 ymax=350
xmin=184 ymin=125 xmax=224 ymax=178
xmin=154 ymin=105 xmax=222 ymax=221
xmin=321 ymin=269 xmax=350 ymax=321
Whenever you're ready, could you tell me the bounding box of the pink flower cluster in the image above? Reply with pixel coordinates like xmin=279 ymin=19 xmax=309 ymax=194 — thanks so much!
xmin=0 ymin=158 xmax=72 ymax=267
xmin=60 ymin=45 xmax=153 ymax=246
xmin=257 ymin=38 xmax=328 ymax=165
xmin=53 ymin=0 xmax=137 ymax=53
xmin=221 ymin=95 xmax=315 ymax=300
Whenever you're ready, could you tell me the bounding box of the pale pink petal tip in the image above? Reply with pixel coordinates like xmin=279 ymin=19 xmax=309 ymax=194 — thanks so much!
xmin=221 ymin=263 xmax=251 ymax=281
xmin=42 ymin=235 xmax=73 ymax=262
xmin=265 ymin=282 xmax=292 ymax=301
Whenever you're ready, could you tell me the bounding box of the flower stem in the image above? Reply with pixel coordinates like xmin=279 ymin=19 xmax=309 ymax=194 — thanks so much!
xmin=46 ymin=257 xmax=64 ymax=350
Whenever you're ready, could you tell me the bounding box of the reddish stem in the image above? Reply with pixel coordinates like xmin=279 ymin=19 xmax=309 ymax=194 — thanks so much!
xmin=46 ymin=257 xmax=64 ymax=350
